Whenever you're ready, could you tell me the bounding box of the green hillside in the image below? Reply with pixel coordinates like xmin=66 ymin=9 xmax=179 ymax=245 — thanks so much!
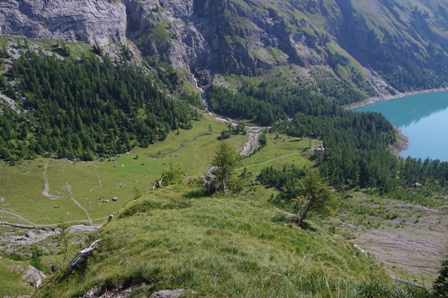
xmin=36 ymin=185 xmax=428 ymax=297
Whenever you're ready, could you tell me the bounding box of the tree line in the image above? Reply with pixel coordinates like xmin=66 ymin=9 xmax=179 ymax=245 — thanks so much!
xmin=207 ymin=83 xmax=344 ymax=125
xmin=0 ymin=49 xmax=199 ymax=161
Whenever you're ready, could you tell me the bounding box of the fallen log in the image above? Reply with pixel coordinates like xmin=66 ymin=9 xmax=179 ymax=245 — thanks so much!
xmin=66 ymin=239 xmax=101 ymax=275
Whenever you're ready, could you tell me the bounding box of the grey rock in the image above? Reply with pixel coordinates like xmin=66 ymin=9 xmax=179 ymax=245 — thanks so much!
xmin=0 ymin=0 xmax=330 ymax=78
xmin=0 ymin=0 xmax=126 ymax=46
xmin=22 ymin=266 xmax=45 ymax=288
xmin=25 ymin=231 xmax=36 ymax=238
xmin=149 ymin=289 xmax=184 ymax=298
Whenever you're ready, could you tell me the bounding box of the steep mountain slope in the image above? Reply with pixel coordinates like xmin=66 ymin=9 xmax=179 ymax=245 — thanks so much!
xmin=2 ymin=0 xmax=448 ymax=101
xmin=0 ymin=0 xmax=127 ymax=45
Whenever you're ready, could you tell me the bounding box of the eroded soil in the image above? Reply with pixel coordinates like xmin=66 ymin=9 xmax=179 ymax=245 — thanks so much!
xmin=330 ymin=194 xmax=448 ymax=286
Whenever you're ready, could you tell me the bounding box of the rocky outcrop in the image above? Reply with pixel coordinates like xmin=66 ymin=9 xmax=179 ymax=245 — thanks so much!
xmin=22 ymin=266 xmax=46 ymax=289
xmin=0 ymin=0 xmax=126 ymax=46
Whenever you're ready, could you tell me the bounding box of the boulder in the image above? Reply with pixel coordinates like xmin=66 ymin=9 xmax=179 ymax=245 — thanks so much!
xmin=25 ymin=231 xmax=36 ymax=239
xmin=22 ymin=266 xmax=46 ymax=289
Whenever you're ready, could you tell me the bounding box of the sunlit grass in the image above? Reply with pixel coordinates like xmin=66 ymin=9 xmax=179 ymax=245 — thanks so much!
xmin=39 ymin=184 xmax=409 ymax=297
xmin=0 ymin=114 xmax=308 ymax=226
xmin=0 ymin=258 xmax=33 ymax=297
xmin=237 ymin=133 xmax=312 ymax=174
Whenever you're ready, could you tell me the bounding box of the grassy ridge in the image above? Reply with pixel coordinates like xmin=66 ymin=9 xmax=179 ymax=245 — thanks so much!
xmin=38 ymin=184 xmax=409 ymax=297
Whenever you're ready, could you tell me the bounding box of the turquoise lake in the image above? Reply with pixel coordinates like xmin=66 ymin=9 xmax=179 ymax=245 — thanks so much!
xmin=355 ymin=91 xmax=448 ymax=162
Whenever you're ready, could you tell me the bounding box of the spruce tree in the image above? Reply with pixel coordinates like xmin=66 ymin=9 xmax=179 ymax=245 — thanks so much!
xmin=434 ymin=253 xmax=448 ymax=297
xmin=210 ymin=141 xmax=238 ymax=195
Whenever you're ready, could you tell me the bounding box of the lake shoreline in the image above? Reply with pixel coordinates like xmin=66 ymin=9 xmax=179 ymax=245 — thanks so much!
xmin=343 ymin=87 xmax=448 ymax=110
xmin=390 ymin=127 xmax=409 ymax=158
xmin=350 ymin=87 xmax=448 ymax=159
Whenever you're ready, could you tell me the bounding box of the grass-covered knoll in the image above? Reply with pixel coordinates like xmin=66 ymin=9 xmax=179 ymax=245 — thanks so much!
xmin=236 ymin=133 xmax=312 ymax=174
xmin=37 ymin=184 xmax=428 ymax=297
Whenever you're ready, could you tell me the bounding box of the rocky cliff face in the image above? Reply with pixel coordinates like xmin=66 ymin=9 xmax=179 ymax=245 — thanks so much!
xmin=122 ymin=0 xmax=336 ymax=84
xmin=0 ymin=0 xmax=336 ymax=84
xmin=123 ymin=0 xmax=214 ymax=84
xmin=0 ymin=0 xmax=127 ymax=46
xmin=1 ymin=0 xmax=448 ymax=94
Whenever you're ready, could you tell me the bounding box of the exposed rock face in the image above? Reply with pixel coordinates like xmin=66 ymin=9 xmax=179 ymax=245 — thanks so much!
xmin=123 ymin=0 xmax=214 ymax=81
xmin=1 ymin=0 xmax=448 ymax=92
xmin=121 ymin=0 xmax=335 ymax=81
xmin=0 ymin=0 xmax=334 ymax=81
xmin=0 ymin=0 xmax=127 ymax=46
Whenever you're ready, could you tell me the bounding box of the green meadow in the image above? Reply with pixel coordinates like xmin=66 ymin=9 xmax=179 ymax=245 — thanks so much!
xmin=237 ymin=134 xmax=313 ymax=174
xmin=0 ymin=114 xmax=309 ymax=226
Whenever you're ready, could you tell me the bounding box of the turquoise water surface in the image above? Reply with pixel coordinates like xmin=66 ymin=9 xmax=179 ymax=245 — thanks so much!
xmin=355 ymin=91 xmax=448 ymax=161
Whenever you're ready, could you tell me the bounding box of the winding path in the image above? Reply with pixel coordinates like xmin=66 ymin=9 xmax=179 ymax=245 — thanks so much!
xmin=41 ymin=162 xmax=93 ymax=225
xmin=65 ymin=184 xmax=93 ymax=226
xmin=41 ymin=162 xmax=65 ymax=200
xmin=0 ymin=208 xmax=38 ymax=226
xmin=88 ymin=169 xmax=102 ymax=192
xmin=0 ymin=208 xmax=107 ymax=228
xmin=150 ymin=133 xmax=212 ymax=158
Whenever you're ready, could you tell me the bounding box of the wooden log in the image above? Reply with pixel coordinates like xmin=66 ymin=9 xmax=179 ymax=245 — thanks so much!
xmin=66 ymin=239 xmax=101 ymax=275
